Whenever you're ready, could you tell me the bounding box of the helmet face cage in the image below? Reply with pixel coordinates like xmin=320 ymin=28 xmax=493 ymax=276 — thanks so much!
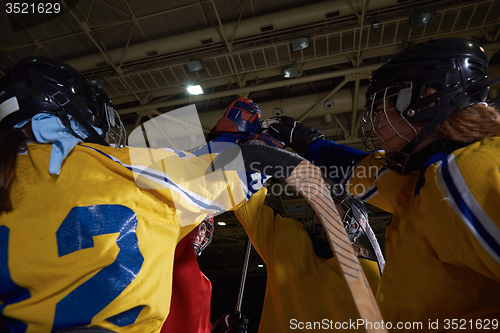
xmin=190 ymin=214 xmax=215 ymax=257
xmin=305 ymin=190 xmax=368 ymax=244
xmin=73 ymin=88 xmax=126 ymax=147
xmin=358 ymin=38 xmax=494 ymax=174
xmin=105 ymin=106 xmax=127 ymax=148
xmin=359 ymin=85 xmax=419 ymax=170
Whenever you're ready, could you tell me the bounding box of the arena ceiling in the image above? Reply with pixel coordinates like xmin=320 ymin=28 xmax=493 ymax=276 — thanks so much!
xmin=2 ymin=0 xmax=500 ymax=279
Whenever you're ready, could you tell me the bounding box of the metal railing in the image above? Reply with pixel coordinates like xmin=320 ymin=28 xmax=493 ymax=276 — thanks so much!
xmin=102 ymin=0 xmax=500 ymax=102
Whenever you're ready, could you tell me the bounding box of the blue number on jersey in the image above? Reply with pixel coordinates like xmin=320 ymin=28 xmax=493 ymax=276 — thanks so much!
xmin=0 ymin=226 xmax=30 ymax=333
xmin=0 ymin=205 xmax=144 ymax=332
xmin=53 ymin=205 xmax=144 ymax=331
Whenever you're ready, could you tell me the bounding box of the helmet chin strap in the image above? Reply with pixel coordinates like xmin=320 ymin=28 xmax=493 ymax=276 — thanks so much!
xmin=63 ymin=97 xmax=109 ymax=146
xmin=388 ymin=74 xmax=500 ymax=175
xmin=467 ymin=76 xmax=500 ymax=96
xmin=387 ymin=92 xmax=471 ymax=175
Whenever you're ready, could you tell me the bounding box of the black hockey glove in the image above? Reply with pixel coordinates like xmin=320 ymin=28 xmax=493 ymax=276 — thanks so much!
xmin=262 ymin=116 xmax=324 ymax=156
xmin=211 ymin=311 xmax=249 ymax=333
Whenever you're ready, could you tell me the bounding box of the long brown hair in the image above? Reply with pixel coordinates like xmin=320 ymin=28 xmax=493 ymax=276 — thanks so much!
xmin=0 ymin=128 xmax=26 ymax=214
xmin=435 ymin=103 xmax=500 ymax=142
xmin=417 ymin=87 xmax=500 ymax=144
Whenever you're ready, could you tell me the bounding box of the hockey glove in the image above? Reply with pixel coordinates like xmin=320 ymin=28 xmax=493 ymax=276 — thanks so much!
xmin=211 ymin=311 xmax=249 ymax=333
xmin=207 ymin=97 xmax=262 ymax=142
xmin=262 ymin=116 xmax=324 ymax=156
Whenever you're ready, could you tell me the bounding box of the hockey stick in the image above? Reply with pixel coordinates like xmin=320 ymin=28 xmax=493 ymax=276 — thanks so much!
xmin=235 ymin=238 xmax=252 ymax=312
xmin=360 ymin=218 xmax=386 ymax=274
xmin=211 ymin=235 xmax=252 ymax=333
xmin=209 ymin=145 xmax=387 ymax=333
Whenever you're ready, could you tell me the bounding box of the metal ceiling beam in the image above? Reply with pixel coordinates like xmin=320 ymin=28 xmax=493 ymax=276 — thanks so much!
xmin=64 ymin=0 xmax=397 ymax=72
xmin=102 ymin=6 xmax=500 ymax=106
xmin=62 ymin=0 xmax=142 ymax=102
xmin=211 ymin=0 xmax=242 ymax=87
xmin=350 ymin=73 xmax=361 ymax=139
xmin=297 ymin=76 xmax=351 ymax=122
xmin=107 ymin=53 xmax=354 ymax=104
xmin=117 ymin=63 xmax=381 ymax=115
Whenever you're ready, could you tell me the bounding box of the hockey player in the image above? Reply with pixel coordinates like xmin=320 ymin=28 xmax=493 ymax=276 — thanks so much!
xmin=207 ymin=101 xmax=381 ymax=332
xmin=195 ymin=96 xmax=275 ymax=333
xmin=162 ymin=96 xmax=270 ymax=333
xmin=265 ymin=38 xmax=500 ymax=329
xmin=161 ymin=214 xmax=214 ymax=333
xmin=234 ymin=186 xmax=381 ymax=333
xmin=162 ymin=213 xmax=249 ymax=333
xmin=195 ymin=96 xmax=281 ymax=200
xmin=0 ymin=57 xmax=262 ymax=332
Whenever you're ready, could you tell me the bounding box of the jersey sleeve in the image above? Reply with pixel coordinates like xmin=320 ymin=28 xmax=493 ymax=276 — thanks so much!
xmin=304 ymin=139 xmax=368 ymax=184
xmin=434 ymin=138 xmax=500 ymax=275
xmin=233 ymin=187 xmax=277 ymax=261
xmin=83 ymin=144 xmax=265 ymax=228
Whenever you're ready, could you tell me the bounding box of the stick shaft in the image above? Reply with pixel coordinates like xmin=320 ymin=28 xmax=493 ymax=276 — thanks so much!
xmin=287 ymin=161 xmax=387 ymax=333
xmin=235 ymin=237 xmax=252 ymax=312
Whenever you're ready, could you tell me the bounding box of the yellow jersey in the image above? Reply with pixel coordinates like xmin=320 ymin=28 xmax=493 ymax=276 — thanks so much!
xmin=1 ymin=142 xmax=255 ymax=333
xmin=307 ymin=137 xmax=500 ymax=331
xmin=234 ymin=187 xmax=381 ymax=332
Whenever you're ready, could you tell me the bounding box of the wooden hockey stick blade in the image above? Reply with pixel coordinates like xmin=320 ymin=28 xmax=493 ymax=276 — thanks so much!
xmin=210 ymin=145 xmax=387 ymax=332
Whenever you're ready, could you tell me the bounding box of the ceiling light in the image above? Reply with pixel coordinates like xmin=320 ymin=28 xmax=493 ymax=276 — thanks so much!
xmin=282 ymin=66 xmax=299 ymax=78
xmin=292 ymin=37 xmax=310 ymax=51
xmin=372 ymin=20 xmax=381 ymax=29
xmin=258 ymin=264 xmax=264 ymax=268
xmin=186 ymin=59 xmax=205 ymax=72
xmin=187 ymin=84 xmax=204 ymax=95
xmin=408 ymin=10 xmax=436 ymax=28
xmin=217 ymin=221 xmax=226 ymax=226
xmin=90 ymin=79 xmax=105 ymax=89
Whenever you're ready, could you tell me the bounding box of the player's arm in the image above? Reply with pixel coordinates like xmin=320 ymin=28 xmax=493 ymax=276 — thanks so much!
xmin=264 ymin=116 xmax=393 ymax=212
xmin=233 ymin=187 xmax=276 ymax=262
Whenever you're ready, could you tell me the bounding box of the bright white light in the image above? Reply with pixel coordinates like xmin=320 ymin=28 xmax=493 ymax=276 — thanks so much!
xmin=258 ymin=264 xmax=264 ymax=268
xmin=217 ymin=221 xmax=226 ymax=226
xmin=187 ymin=85 xmax=204 ymax=95
xmin=292 ymin=37 xmax=310 ymax=51
xmin=282 ymin=67 xmax=298 ymax=78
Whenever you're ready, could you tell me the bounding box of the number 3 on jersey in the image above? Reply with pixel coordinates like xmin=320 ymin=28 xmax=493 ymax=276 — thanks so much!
xmin=1 ymin=205 xmax=145 ymax=332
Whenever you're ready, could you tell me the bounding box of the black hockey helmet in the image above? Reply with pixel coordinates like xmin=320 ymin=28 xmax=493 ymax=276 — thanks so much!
xmin=0 ymin=56 xmax=125 ymax=146
xmin=366 ymin=38 xmax=494 ymax=122
xmin=360 ymin=38 xmax=500 ymax=174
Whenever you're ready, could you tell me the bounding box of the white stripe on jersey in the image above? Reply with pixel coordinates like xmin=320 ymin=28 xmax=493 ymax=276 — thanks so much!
xmin=82 ymin=145 xmax=231 ymax=213
xmin=436 ymin=155 xmax=500 ymax=264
